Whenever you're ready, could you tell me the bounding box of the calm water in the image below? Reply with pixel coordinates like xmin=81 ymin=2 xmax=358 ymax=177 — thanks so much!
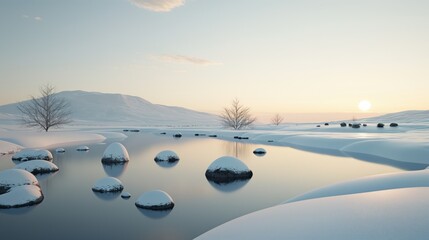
xmin=0 ymin=132 xmax=414 ymax=239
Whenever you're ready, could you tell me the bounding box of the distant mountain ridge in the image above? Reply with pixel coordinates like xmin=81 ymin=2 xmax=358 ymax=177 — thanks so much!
xmin=0 ymin=90 xmax=220 ymax=126
xmin=360 ymin=110 xmax=429 ymax=123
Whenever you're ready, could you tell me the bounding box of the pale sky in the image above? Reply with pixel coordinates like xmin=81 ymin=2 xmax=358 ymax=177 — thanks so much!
xmin=0 ymin=0 xmax=428 ymax=122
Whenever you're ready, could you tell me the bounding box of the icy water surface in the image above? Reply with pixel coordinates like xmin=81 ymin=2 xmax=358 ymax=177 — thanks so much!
xmin=0 ymin=131 xmax=419 ymax=239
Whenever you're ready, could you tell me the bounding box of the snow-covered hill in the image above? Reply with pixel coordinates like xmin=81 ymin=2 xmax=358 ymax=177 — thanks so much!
xmin=0 ymin=91 xmax=220 ymax=127
xmin=360 ymin=110 xmax=429 ymax=123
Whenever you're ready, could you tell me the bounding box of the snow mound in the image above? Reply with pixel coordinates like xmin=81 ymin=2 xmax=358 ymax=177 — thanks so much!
xmin=55 ymin=148 xmax=65 ymax=153
xmin=135 ymin=190 xmax=174 ymax=210
xmin=12 ymin=148 xmax=53 ymax=161
xmin=15 ymin=160 xmax=59 ymax=174
xmin=76 ymin=146 xmax=89 ymax=151
xmin=196 ymin=187 xmax=429 ymax=240
xmin=253 ymin=148 xmax=266 ymax=155
xmin=0 ymin=185 xmax=43 ymax=209
xmin=91 ymin=177 xmax=124 ymax=192
xmin=154 ymin=150 xmax=180 ymax=162
xmin=0 ymin=169 xmax=39 ymax=190
xmin=205 ymin=156 xmax=253 ymax=183
xmin=101 ymin=142 xmax=130 ymax=164
xmin=286 ymin=170 xmax=429 ymax=203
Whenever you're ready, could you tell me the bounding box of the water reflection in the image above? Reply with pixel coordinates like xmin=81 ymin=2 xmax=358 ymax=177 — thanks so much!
xmin=207 ymin=179 xmax=250 ymax=193
xmin=92 ymin=191 xmax=122 ymax=201
xmin=155 ymin=160 xmax=178 ymax=168
xmin=102 ymin=162 xmax=128 ymax=177
xmin=137 ymin=208 xmax=173 ymax=219
xmin=34 ymin=172 xmax=58 ymax=181
xmin=223 ymin=141 xmax=251 ymax=158
xmin=0 ymin=206 xmax=36 ymax=215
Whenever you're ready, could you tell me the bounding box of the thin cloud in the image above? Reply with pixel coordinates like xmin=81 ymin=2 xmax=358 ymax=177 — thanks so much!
xmin=34 ymin=16 xmax=42 ymax=21
xmin=130 ymin=0 xmax=185 ymax=12
xmin=155 ymin=54 xmax=222 ymax=66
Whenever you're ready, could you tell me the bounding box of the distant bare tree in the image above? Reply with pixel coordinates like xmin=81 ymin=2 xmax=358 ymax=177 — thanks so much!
xmin=17 ymin=84 xmax=72 ymax=132
xmin=220 ymin=99 xmax=256 ymax=130
xmin=271 ymin=113 xmax=284 ymax=126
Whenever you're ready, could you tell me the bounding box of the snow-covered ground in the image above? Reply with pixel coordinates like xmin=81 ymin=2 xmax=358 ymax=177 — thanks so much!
xmin=1 ymin=111 xmax=429 ymax=237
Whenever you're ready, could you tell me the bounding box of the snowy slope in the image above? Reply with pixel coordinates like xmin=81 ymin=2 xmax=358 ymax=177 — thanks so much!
xmin=360 ymin=110 xmax=429 ymax=123
xmin=0 ymin=91 xmax=219 ymax=126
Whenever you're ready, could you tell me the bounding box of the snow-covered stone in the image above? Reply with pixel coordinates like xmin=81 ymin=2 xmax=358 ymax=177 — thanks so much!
xmin=101 ymin=142 xmax=129 ymax=164
xmin=121 ymin=192 xmax=131 ymax=199
xmin=135 ymin=190 xmax=175 ymax=210
xmin=0 ymin=169 xmax=39 ymax=191
xmin=205 ymin=156 xmax=253 ymax=183
xmin=154 ymin=150 xmax=179 ymax=163
xmin=0 ymin=185 xmax=43 ymax=209
xmin=91 ymin=177 xmax=124 ymax=193
xmin=55 ymin=148 xmax=65 ymax=153
xmin=0 ymin=169 xmax=43 ymax=208
xmin=76 ymin=146 xmax=89 ymax=151
xmin=15 ymin=160 xmax=59 ymax=174
xmin=253 ymin=148 xmax=266 ymax=155
xmin=12 ymin=149 xmax=53 ymax=161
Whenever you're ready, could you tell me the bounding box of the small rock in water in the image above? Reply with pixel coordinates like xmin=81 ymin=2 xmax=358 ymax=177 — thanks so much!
xmin=76 ymin=146 xmax=89 ymax=151
xmin=92 ymin=177 xmax=124 ymax=193
xmin=55 ymin=148 xmax=66 ymax=153
xmin=173 ymin=133 xmax=182 ymax=138
xmin=253 ymin=148 xmax=266 ymax=155
xmin=121 ymin=192 xmax=131 ymax=199
xmin=135 ymin=190 xmax=175 ymax=210
xmin=154 ymin=150 xmax=179 ymax=163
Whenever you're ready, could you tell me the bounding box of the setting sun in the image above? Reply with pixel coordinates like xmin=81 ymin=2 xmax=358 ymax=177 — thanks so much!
xmin=359 ymin=100 xmax=372 ymax=112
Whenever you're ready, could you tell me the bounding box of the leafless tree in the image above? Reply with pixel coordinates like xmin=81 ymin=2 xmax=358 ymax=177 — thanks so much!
xmin=271 ymin=113 xmax=284 ymax=126
xmin=220 ymin=99 xmax=256 ymax=130
xmin=17 ymin=84 xmax=72 ymax=132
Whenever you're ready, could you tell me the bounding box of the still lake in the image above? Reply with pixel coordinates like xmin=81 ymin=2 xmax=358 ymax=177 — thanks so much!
xmin=0 ymin=131 xmax=414 ymax=239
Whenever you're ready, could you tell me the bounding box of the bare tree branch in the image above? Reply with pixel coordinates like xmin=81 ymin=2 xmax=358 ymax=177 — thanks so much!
xmin=17 ymin=84 xmax=72 ymax=132
xmin=220 ymin=99 xmax=256 ymax=130
xmin=271 ymin=113 xmax=284 ymax=126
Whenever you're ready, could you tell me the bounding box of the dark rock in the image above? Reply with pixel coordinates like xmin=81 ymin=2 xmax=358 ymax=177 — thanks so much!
xmin=160 ymin=132 xmax=166 ymax=135
xmin=316 ymin=125 xmax=321 ymax=127
xmin=390 ymin=123 xmax=399 ymax=127
xmin=363 ymin=123 xmax=367 ymax=127
xmin=173 ymin=133 xmax=182 ymax=138
xmin=135 ymin=202 xmax=175 ymax=210
xmin=208 ymin=135 xmax=217 ymax=138
xmin=324 ymin=123 xmax=329 ymax=126
xmin=377 ymin=123 xmax=385 ymax=128
xmin=352 ymin=123 xmax=361 ymax=128
xmin=205 ymin=169 xmax=253 ymax=183
xmin=340 ymin=122 xmax=347 ymax=127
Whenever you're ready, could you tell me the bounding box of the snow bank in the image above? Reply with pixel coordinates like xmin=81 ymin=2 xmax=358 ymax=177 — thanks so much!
xmin=287 ymin=170 xmax=429 ymax=203
xmin=121 ymin=192 xmax=131 ymax=199
xmin=205 ymin=156 xmax=253 ymax=183
xmin=154 ymin=150 xmax=179 ymax=162
xmin=0 ymin=140 xmax=21 ymax=155
xmin=341 ymin=140 xmax=429 ymax=165
xmin=91 ymin=177 xmax=124 ymax=192
xmin=0 ymin=131 xmax=106 ymax=149
xmin=12 ymin=148 xmax=53 ymax=161
xmin=135 ymin=190 xmax=174 ymax=210
xmin=196 ymin=187 xmax=429 ymax=240
xmin=0 ymin=185 xmax=43 ymax=209
xmin=101 ymin=142 xmax=129 ymax=164
xmin=15 ymin=160 xmax=59 ymax=174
